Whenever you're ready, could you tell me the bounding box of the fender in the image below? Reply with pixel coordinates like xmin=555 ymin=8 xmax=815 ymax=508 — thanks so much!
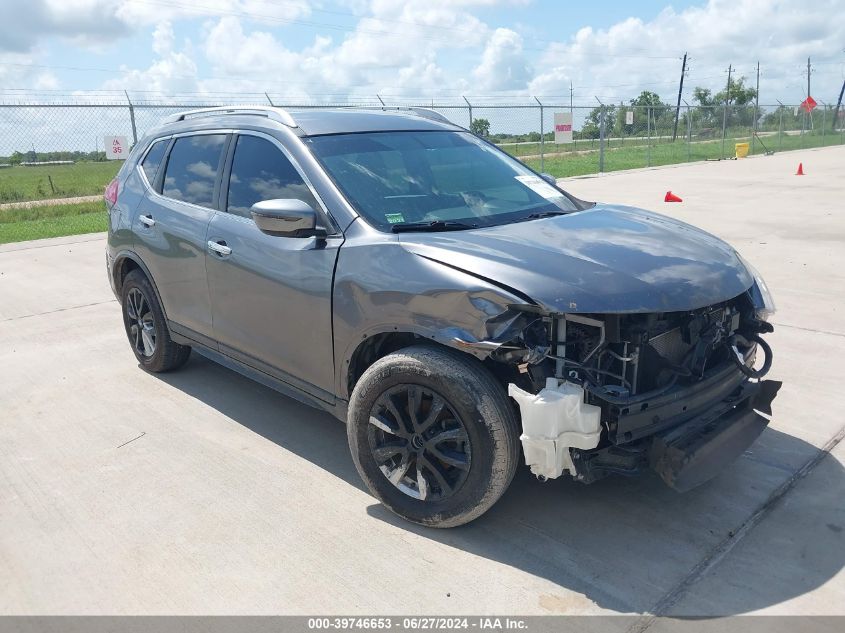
xmin=333 ymin=244 xmax=538 ymax=399
xmin=111 ymin=249 xmax=169 ymax=321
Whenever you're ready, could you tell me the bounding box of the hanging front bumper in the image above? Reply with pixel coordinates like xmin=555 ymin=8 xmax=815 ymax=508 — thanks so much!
xmin=648 ymin=379 xmax=782 ymax=492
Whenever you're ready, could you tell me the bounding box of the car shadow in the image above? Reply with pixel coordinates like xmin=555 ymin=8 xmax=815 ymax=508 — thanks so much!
xmin=154 ymin=352 xmax=844 ymax=616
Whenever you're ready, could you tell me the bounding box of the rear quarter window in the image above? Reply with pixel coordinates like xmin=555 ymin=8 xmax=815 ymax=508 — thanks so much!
xmin=140 ymin=140 xmax=169 ymax=189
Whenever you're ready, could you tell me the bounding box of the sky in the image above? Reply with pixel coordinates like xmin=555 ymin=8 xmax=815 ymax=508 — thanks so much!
xmin=0 ymin=0 xmax=844 ymax=106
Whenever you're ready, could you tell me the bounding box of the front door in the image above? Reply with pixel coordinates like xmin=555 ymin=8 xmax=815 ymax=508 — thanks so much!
xmin=205 ymin=133 xmax=342 ymax=402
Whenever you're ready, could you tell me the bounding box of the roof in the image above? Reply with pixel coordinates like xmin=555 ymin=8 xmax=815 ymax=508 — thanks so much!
xmin=289 ymin=108 xmax=461 ymax=136
xmin=160 ymin=106 xmax=462 ymax=136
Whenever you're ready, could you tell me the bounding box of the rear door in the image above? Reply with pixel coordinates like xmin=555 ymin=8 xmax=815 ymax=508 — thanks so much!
xmin=205 ymin=132 xmax=342 ymax=402
xmin=133 ymin=132 xmax=229 ymax=345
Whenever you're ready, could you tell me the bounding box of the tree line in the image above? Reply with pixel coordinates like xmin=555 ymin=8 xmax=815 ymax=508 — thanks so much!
xmin=471 ymin=77 xmax=833 ymax=142
xmin=0 ymin=150 xmax=108 ymax=165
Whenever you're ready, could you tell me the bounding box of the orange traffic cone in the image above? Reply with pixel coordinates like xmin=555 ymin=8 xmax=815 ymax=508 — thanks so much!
xmin=664 ymin=191 xmax=683 ymax=203
xmin=796 ymin=162 xmax=805 ymax=175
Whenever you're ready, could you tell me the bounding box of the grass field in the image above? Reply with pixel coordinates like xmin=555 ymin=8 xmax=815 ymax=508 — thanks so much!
xmin=0 ymin=200 xmax=107 ymax=244
xmin=0 ymin=161 xmax=121 ymax=203
xmin=518 ymin=129 xmax=845 ymax=178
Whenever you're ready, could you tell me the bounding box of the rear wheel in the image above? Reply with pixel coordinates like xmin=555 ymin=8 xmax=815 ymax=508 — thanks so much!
xmin=121 ymin=269 xmax=191 ymax=372
xmin=348 ymin=345 xmax=520 ymax=528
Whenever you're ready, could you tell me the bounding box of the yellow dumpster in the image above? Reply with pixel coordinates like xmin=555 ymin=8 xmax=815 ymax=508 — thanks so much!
xmin=735 ymin=142 xmax=750 ymax=158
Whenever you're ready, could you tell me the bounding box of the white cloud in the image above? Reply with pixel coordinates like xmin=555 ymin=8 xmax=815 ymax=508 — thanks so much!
xmin=101 ymin=29 xmax=200 ymax=95
xmin=0 ymin=0 xmax=129 ymax=52
xmin=529 ymin=0 xmax=845 ymax=104
xmin=194 ymin=1 xmax=495 ymax=100
xmin=472 ymin=28 xmax=532 ymax=91
xmin=22 ymin=0 xmax=838 ymax=106
xmin=0 ymin=50 xmax=59 ymax=91
xmin=152 ymin=22 xmax=176 ymax=57
xmin=0 ymin=0 xmax=313 ymax=53
xmin=115 ymin=0 xmax=312 ymax=28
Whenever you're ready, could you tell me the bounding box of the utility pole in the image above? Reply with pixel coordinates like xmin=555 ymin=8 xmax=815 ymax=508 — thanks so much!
xmin=751 ymin=61 xmax=760 ymax=154
xmin=804 ymin=58 xmax=812 ymax=136
xmin=569 ymin=81 xmax=573 ymax=114
xmin=672 ymin=52 xmax=687 ymax=141
xmin=721 ymin=64 xmax=732 ymax=157
xmin=807 ymin=57 xmax=811 ymax=97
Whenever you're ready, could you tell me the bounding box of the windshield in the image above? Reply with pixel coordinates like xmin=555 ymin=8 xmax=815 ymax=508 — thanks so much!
xmin=306 ymin=131 xmax=580 ymax=231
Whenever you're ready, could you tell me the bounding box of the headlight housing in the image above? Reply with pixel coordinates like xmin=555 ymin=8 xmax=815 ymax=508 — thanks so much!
xmin=738 ymin=253 xmax=776 ymax=320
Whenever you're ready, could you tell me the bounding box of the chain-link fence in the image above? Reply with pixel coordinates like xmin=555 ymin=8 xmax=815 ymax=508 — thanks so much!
xmin=1 ymin=97 xmax=843 ymax=203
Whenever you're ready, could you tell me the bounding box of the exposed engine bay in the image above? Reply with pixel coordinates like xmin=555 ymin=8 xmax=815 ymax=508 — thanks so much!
xmin=488 ymin=290 xmax=781 ymax=491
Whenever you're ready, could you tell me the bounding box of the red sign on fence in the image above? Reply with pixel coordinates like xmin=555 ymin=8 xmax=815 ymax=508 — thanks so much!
xmin=800 ymin=96 xmax=817 ymax=113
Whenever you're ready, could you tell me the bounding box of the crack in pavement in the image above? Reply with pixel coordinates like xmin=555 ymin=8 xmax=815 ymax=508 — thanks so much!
xmin=0 ymin=299 xmax=116 ymax=323
xmin=772 ymin=321 xmax=845 ymax=339
xmin=116 ymin=431 xmax=146 ymax=449
xmin=0 ymin=232 xmax=105 ymax=253
xmin=626 ymin=423 xmax=845 ymax=631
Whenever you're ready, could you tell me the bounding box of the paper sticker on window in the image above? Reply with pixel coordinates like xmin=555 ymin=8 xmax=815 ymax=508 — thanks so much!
xmin=385 ymin=213 xmax=405 ymax=224
xmin=515 ymin=175 xmax=563 ymax=200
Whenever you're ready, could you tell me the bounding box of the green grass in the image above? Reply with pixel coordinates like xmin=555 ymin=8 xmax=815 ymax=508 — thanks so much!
xmin=0 ymin=161 xmax=121 ymax=203
xmin=519 ymin=129 xmax=845 ymax=178
xmin=0 ymin=200 xmax=107 ymax=244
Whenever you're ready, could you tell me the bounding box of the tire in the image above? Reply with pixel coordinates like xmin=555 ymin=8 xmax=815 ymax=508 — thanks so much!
xmin=121 ymin=269 xmax=191 ymax=373
xmin=348 ymin=345 xmax=520 ymax=528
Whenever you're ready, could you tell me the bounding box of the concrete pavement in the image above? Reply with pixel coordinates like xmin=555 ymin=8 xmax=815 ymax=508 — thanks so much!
xmin=0 ymin=146 xmax=843 ymax=616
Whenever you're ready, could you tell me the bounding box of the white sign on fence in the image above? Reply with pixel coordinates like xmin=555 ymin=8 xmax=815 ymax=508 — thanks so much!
xmin=553 ymin=112 xmax=573 ymax=144
xmin=104 ymin=136 xmax=128 ymax=160
xmin=626 ymin=110 xmax=634 ymax=125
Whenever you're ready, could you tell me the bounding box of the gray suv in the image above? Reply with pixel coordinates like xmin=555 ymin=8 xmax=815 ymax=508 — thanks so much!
xmin=106 ymin=106 xmax=780 ymax=527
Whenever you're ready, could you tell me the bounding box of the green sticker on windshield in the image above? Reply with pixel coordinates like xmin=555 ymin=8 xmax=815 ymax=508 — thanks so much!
xmin=385 ymin=213 xmax=405 ymax=224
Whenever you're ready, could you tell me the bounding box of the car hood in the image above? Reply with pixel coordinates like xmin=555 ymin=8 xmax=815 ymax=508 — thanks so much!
xmin=398 ymin=204 xmax=753 ymax=314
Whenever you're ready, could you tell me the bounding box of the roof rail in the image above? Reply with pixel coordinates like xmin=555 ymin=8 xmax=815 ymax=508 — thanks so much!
xmin=348 ymin=106 xmax=453 ymax=126
xmin=407 ymin=107 xmax=453 ymax=125
xmin=162 ymin=105 xmax=297 ymax=127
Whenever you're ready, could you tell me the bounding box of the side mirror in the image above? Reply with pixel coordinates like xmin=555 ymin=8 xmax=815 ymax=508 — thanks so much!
xmin=540 ymin=173 xmax=557 ymax=186
xmin=250 ymin=199 xmax=325 ymax=238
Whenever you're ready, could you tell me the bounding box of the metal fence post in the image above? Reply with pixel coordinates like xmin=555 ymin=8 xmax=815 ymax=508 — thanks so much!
xmin=534 ymin=96 xmax=544 ymax=172
xmin=463 ymin=96 xmax=472 ymax=130
xmin=598 ymin=102 xmax=606 ymax=173
xmin=777 ymin=101 xmax=784 ymax=151
xmin=720 ymin=104 xmax=728 ymax=158
xmin=647 ymin=106 xmax=652 ymax=167
xmin=125 ymin=90 xmax=138 ymax=146
xmin=801 ymin=109 xmax=806 ymax=147
xmin=821 ymin=104 xmax=827 ymax=144
xmin=684 ymin=100 xmax=692 ymax=162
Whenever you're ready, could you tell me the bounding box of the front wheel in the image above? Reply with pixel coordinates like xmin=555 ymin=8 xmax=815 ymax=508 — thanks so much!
xmin=348 ymin=345 xmax=520 ymax=528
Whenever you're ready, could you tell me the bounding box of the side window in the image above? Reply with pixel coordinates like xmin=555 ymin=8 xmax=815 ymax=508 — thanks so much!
xmin=162 ymin=134 xmax=227 ymax=207
xmin=140 ymin=139 xmax=168 ymax=190
xmin=226 ymin=135 xmax=319 ymax=218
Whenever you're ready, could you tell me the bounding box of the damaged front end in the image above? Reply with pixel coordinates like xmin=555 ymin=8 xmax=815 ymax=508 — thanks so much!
xmin=487 ymin=290 xmax=781 ymax=492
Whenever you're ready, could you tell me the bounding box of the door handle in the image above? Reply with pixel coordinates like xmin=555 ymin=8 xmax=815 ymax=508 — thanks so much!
xmin=139 ymin=214 xmax=155 ymax=227
xmin=207 ymin=240 xmax=232 ymax=256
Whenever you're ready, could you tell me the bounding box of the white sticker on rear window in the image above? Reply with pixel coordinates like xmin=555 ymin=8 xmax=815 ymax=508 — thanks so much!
xmin=515 ymin=175 xmax=563 ymax=200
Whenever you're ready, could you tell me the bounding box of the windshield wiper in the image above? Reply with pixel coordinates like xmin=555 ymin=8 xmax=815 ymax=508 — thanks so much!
xmin=391 ymin=220 xmax=478 ymax=233
xmin=522 ymin=210 xmax=569 ymax=220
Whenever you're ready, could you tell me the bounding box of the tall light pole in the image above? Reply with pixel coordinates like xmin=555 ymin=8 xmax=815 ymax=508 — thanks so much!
xmin=672 ymin=52 xmax=687 ymax=142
